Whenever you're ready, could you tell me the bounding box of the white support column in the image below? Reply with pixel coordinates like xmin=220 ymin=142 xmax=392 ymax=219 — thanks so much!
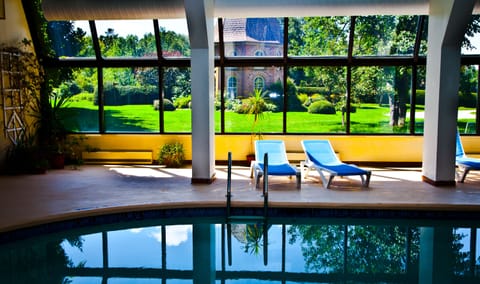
xmin=422 ymin=0 xmax=475 ymax=186
xmin=185 ymin=0 xmax=216 ymax=183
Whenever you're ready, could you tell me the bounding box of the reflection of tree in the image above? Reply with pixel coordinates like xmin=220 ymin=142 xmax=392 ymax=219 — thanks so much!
xmin=288 ymin=224 xmax=421 ymax=275
xmin=0 ymin=236 xmax=83 ymax=283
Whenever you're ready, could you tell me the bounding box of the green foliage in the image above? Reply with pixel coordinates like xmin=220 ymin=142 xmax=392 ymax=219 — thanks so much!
xmin=235 ymin=89 xmax=269 ymax=117
xmin=94 ymin=83 xmax=158 ymax=106
xmin=173 ymin=94 xmax=192 ymax=109
xmin=297 ymin=86 xmax=329 ymax=96
xmin=288 ymin=224 xmax=420 ymax=274
xmin=158 ymin=142 xmax=185 ymax=168
xmin=308 ymin=100 xmax=336 ymax=114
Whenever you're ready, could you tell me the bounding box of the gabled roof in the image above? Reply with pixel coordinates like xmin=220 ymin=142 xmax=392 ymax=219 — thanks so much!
xmin=217 ymin=18 xmax=283 ymax=44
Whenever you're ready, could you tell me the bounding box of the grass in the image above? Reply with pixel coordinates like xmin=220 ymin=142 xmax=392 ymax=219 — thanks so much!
xmin=59 ymin=99 xmax=476 ymax=133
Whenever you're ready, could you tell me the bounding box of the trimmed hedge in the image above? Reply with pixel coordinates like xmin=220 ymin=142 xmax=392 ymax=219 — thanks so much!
xmin=94 ymin=83 xmax=159 ymax=106
xmin=308 ymin=100 xmax=336 ymax=114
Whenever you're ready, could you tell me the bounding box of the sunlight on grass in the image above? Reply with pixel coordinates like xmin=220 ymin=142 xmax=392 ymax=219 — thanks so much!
xmin=61 ymin=99 xmax=476 ymax=133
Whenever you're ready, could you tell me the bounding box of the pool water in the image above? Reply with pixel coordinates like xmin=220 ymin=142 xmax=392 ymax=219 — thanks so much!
xmin=0 ymin=217 xmax=479 ymax=283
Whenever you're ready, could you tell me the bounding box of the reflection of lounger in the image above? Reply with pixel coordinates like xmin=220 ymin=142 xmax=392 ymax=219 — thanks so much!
xmin=301 ymin=140 xmax=371 ymax=189
xmin=251 ymin=140 xmax=301 ymax=189
xmin=456 ymin=131 xmax=480 ymax=183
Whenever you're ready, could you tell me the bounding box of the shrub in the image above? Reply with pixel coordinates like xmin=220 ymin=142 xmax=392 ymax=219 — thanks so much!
xmin=154 ymin=99 xmax=176 ymax=111
xmin=308 ymin=100 xmax=336 ymax=114
xmin=173 ymin=94 xmax=192 ymax=109
xmin=158 ymin=142 xmax=185 ymax=168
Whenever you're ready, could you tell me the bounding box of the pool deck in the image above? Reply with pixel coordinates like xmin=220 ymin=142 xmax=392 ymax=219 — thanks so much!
xmin=1 ymin=164 xmax=480 ymax=234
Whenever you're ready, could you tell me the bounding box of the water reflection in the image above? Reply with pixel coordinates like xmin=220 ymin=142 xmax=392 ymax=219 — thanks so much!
xmin=0 ymin=220 xmax=479 ymax=283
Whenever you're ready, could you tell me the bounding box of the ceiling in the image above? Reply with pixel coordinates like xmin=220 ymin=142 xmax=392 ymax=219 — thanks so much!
xmin=42 ymin=0 xmax=440 ymax=21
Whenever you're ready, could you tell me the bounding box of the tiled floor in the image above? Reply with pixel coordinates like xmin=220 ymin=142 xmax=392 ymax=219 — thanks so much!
xmin=1 ymin=164 xmax=480 ymax=233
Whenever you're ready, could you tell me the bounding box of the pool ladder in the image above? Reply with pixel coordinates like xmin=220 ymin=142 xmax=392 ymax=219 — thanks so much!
xmin=226 ymin=152 xmax=269 ymax=220
xmin=225 ymin=152 xmax=269 ymax=266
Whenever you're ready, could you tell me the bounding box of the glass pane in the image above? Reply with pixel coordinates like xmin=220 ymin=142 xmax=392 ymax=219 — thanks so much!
xmin=287 ymin=66 xmax=346 ymax=133
xmin=288 ymin=17 xmax=349 ymax=56
xmin=415 ymin=66 xmax=426 ymax=134
xmin=458 ymin=65 xmax=478 ymax=134
xmin=108 ymin=227 xmax=162 ymax=268
xmin=163 ymin=67 xmax=192 ymax=133
xmin=157 ymin=19 xmax=191 ymax=58
xmin=104 ymin=67 xmax=160 ymax=133
xmin=95 ymin=20 xmax=157 ymax=58
xmin=222 ymin=66 xmax=283 ymax=133
xmin=462 ymin=15 xmax=480 ymax=55
xmin=351 ymin=66 xmax=411 ymax=134
xmin=61 ymin=233 xmax=103 ymax=268
xmin=223 ymin=18 xmax=284 ymax=58
xmin=224 ymin=224 xmax=282 ymax=272
xmin=166 ymin=225 xmax=193 ymax=270
xmin=51 ymin=67 xmax=99 ymax=133
xmin=47 ymin=20 xmax=95 ymax=58
xmin=354 ymin=16 xmax=417 ymax=56
xmin=453 ymin=228 xmax=472 ymax=276
xmin=418 ymin=16 xmax=428 ymax=56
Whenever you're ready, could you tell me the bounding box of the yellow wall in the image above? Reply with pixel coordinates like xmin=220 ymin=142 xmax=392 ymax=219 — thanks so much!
xmin=77 ymin=134 xmax=437 ymax=164
xmin=0 ymin=0 xmax=33 ymax=165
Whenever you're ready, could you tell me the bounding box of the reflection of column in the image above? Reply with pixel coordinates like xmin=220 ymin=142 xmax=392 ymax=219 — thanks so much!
xmin=102 ymin=231 xmax=108 ymax=284
xmin=193 ymin=224 xmax=215 ymax=284
xmin=419 ymin=227 xmax=453 ymax=284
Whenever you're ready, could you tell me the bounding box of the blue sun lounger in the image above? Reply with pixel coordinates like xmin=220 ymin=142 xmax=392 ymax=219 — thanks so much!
xmin=456 ymin=131 xmax=480 ymax=183
xmin=301 ymin=140 xmax=371 ymax=189
xmin=251 ymin=140 xmax=301 ymax=189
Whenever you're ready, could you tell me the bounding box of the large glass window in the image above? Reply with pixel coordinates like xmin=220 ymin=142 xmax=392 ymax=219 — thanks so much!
xmin=95 ymin=20 xmax=157 ymax=58
xmin=415 ymin=66 xmax=426 ymax=134
xmin=157 ymin=19 xmax=191 ymax=58
xmin=351 ymin=66 xmax=412 ymax=134
xmin=53 ymin=67 xmax=99 ymax=132
xmin=458 ymin=65 xmax=478 ymax=134
xmin=223 ymin=18 xmax=284 ymax=58
xmin=47 ymin=20 xmax=95 ymax=58
xmin=163 ymin=67 xmax=192 ymax=133
xmin=223 ymin=67 xmax=283 ymax=133
xmin=353 ymin=16 xmax=417 ymax=56
xmin=38 ymin=14 xmax=480 ymax=135
xmin=103 ymin=67 xmax=160 ymax=133
xmin=287 ymin=66 xmax=346 ymax=133
xmin=288 ymin=17 xmax=350 ymax=56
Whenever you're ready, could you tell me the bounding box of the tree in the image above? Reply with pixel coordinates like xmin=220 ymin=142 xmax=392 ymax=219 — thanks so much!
xmin=288 ymin=224 xmax=420 ymax=276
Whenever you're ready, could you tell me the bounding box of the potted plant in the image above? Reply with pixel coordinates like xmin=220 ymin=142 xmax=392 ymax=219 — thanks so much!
xmin=241 ymin=89 xmax=269 ymax=163
xmin=158 ymin=142 xmax=185 ymax=168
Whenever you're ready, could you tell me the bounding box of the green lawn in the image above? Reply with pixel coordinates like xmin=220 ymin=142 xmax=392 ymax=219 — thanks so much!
xmin=60 ymin=99 xmax=476 ymax=133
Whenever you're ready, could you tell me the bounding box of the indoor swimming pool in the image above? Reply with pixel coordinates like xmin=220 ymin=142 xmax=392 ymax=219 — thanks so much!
xmin=0 ymin=214 xmax=479 ymax=283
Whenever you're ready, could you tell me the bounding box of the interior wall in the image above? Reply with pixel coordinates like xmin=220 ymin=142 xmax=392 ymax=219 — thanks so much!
xmin=78 ymin=134 xmax=432 ymax=164
xmin=0 ymin=0 xmax=33 ymax=167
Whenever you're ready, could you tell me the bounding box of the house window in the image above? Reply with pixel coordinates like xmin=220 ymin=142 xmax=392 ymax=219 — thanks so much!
xmin=254 ymin=50 xmax=265 ymax=56
xmin=254 ymin=77 xmax=265 ymax=91
xmin=227 ymin=76 xmax=237 ymax=99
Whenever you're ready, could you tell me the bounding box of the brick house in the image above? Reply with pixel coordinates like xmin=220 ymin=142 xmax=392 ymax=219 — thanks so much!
xmin=215 ymin=18 xmax=283 ymax=99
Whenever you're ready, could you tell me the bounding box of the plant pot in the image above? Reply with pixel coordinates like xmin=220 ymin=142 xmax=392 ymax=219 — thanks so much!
xmin=50 ymin=153 xmax=65 ymax=169
xmin=246 ymin=154 xmax=255 ymax=165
